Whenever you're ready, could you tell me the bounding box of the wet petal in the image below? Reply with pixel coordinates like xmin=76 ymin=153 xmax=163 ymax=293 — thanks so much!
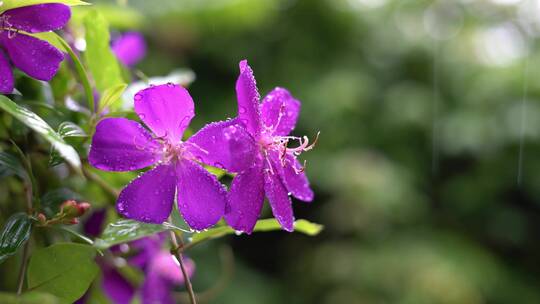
xmin=264 ymin=161 xmax=294 ymax=232
xmin=102 ymin=266 xmax=135 ymax=304
xmin=260 ymin=87 xmax=300 ymax=136
xmin=225 ymin=156 xmax=265 ymax=233
xmin=134 ymin=83 xmax=194 ymax=144
xmin=236 ymin=59 xmax=261 ymax=137
xmin=186 ymin=118 xmax=256 ymax=172
xmin=112 ymin=32 xmax=147 ymax=66
xmin=274 ymin=153 xmax=314 ymax=202
xmin=117 ymin=165 xmax=176 ymax=224
xmin=1 ymin=32 xmax=64 ymax=81
xmin=176 ymin=160 xmax=227 ymax=230
xmin=0 ymin=50 xmax=13 ymax=94
xmin=89 ymin=118 xmax=162 ymax=172
xmin=2 ymin=3 xmax=71 ymax=33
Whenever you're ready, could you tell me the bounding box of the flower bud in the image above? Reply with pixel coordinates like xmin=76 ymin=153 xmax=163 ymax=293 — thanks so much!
xmin=77 ymin=202 xmax=91 ymax=216
xmin=60 ymin=200 xmax=79 ymax=217
xmin=37 ymin=213 xmax=47 ymax=225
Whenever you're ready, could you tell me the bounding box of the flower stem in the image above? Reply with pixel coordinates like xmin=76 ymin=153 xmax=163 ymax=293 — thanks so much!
xmin=82 ymin=165 xmax=120 ymax=198
xmin=16 ymin=240 xmax=30 ymax=295
xmin=169 ymin=230 xmax=197 ymax=304
xmin=17 ymin=175 xmax=33 ymax=295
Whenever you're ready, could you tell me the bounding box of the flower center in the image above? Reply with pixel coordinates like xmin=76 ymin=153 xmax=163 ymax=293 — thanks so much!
xmin=161 ymin=141 xmax=186 ymax=164
xmin=259 ymin=130 xmax=319 ymax=174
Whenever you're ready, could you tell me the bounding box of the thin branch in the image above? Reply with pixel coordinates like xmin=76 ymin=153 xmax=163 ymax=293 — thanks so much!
xmin=17 ymin=172 xmax=33 ymax=295
xmin=16 ymin=240 xmax=30 ymax=295
xmin=169 ymin=230 xmax=197 ymax=304
xmin=82 ymin=165 xmax=120 ymax=198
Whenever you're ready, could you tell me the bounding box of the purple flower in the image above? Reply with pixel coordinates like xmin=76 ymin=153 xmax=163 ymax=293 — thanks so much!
xmin=89 ymin=83 xmax=255 ymax=230
xmin=225 ymin=60 xmax=316 ymax=233
xmin=112 ymin=31 xmax=146 ymax=66
xmin=79 ymin=213 xmax=195 ymax=304
xmin=0 ymin=4 xmax=71 ymax=94
xmin=111 ymin=235 xmax=195 ymax=304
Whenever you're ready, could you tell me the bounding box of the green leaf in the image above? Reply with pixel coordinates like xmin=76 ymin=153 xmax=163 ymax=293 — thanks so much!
xmin=27 ymin=243 xmax=98 ymax=303
xmin=0 ymin=291 xmax=63 ymax=304
xmin=0 ymin=95 xmax=81 ymax=171
xmin=0 ymin=213 xmax=33 ymax=264
xmin=0 ymin=151 xmax=28 ymax=179
xmin=32 ymin=32 xmax=95 ymax=115
xmin=189 ymin=219 xmax=323 ymax=245
xmin=49 ymin=122 xmax=86 ymax=167
xmin=84 ymin=10 xmax=124 ymax=94
xmin=0 ymin=0 xmax=89 ymax=12
xmin=98 ymin=83 xmax=127 ymax=113
xmin=57 ymin=122 xmax=87 ymax=138
xmin=94 ymin=219 xmax=187 ymax=250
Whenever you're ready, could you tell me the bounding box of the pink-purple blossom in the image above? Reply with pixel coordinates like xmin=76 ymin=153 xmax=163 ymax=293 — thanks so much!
xmin=89 ymin=83 xmax=254 ymax=230
xmin=0 ymin=4 xmax=70 ymax=94
xmin=225 ymin=60 xmax=316 ymax=233
xmin=112 ymin=31 xmax=146 ymax=66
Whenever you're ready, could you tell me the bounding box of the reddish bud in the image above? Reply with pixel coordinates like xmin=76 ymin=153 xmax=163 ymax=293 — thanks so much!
xmin=60 ymin=200 xmax=80 ymax=217
xmin=37 ymin=213 xmax=47 ymax=224
xmin=77 ymin=202 xmax=91 ymax=215
xmin=67 ymin=218 xmax=79 ymax=225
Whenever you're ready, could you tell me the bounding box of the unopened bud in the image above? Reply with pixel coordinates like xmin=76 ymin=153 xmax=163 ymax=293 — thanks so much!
xmin=77 ymin=202 xmax=91 ymax=215
xmin=37 ymin=213 xmax=47 ymax=224
xmin=67 ymin=218 xmax=79 ymax=225
xmin=60 ymin=200 xmax=79 ymax=217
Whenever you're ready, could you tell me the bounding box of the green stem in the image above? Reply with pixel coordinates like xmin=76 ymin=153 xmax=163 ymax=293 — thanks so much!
xmin=169 ymin=229 xmax=197 ymax=304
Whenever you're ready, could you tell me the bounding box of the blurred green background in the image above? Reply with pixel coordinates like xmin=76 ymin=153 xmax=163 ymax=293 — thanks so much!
xmin=97 ymin=0 xmax=540 ymax=303
xmin=6 ymin=0 xmax=540 ymax=303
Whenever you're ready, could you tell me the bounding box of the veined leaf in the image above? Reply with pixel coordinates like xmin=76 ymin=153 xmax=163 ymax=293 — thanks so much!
xmin=98 ymin=83 xmax=127 ymax=113
xmin=57 ymin=121 xmax=86 ymax=138
xmin=189 ymin=219 xmax=323 ymax=245
xmin=0 ymin=213 xmax=33 ymax=264
xmin=0 ymin=0 xmax=89 ymax=12
xmin=0 ymin=95 xmax=81 ymax=170
xmin=84 ymin=10 xmax=124 ymax=94
xmin=27 ymin=243 xmax=98 ymax=303
xmin=0 ymin=151 xmax=28 ymax=179
xmin=94 ymin=219 xmax=189 ymax=250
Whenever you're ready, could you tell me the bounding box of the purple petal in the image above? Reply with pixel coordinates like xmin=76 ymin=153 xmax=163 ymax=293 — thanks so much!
xmin=83 ymin=208 xmax=107 ymax=237
xmin=102 ymin=266 xmax=135 ymax=304
xmin=225 ymin=156 xmax=265 ymax=233
xmin=273 ymin=153 xmax=314 ymax=202
xmin=1 ymin=4 xmax=71 ymax=33
xmin=0 ymin=50 xmax=13 ymax=94
xmin=176 ymin=159 xmax=226 ymax=230
xmin=112 ymin=32 xmax=147 ymax=66
xmin=186 ymin=118 xmax=256 ymax=173
xmin=264 ymin=161 xmax=294 ymax=232
xmin=0 ymin=32 xmax=64 ymax=81
xmin=142 ymin=272 xmax=175 ymax=304
xmin=134 ymin=84 xmax=194 ymax=144
xmin=89 ymin=118 xmax=162 ymax=172
xmin=236 ymin=60 xmax=261 ymax=137
xmin=127 ymin=235 xmax=163 ymax=269
xmin=117 ymin=165 xmax=176 ymax=224
xmin=260 ymin=87 xmax=301 ymax=136
xmin=151 ymin=252 xmax=195 ymax=284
